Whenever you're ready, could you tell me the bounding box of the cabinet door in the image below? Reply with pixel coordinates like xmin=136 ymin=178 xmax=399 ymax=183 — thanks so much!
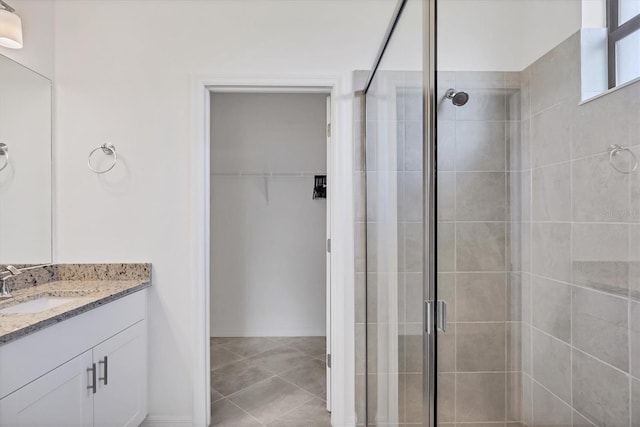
xmin=93 ymin=320 xmax=147 ymax=427
xmin=0 ymin=350 xmax=94 ymax=427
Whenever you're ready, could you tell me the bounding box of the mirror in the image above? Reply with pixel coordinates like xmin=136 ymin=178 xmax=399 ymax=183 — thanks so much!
xmin=0 ymin=53 xmax=52 ymax=265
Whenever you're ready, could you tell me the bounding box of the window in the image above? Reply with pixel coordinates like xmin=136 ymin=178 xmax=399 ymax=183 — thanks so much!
xmin=607 ymin=0 xmax=640 ymax=88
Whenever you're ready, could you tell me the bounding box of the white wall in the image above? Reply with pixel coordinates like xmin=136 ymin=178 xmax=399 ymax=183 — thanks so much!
xmin=53 ymin=0 xmax=396 ymax=422
xmin=438 ymin=0 xmax=582 ymax=71
xmin=210 ymin=93 xmax=327 ymax=337
xmin=0 ymin=0 xmax=54 ymax=79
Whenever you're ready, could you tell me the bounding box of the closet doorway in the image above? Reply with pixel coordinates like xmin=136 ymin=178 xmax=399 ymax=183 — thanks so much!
xmin=209 ymin=89 xmax=332 ymax=426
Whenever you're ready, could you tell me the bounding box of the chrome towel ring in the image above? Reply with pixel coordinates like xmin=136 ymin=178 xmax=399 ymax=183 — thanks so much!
xmin=0 ymin=143 xmax=8 ymax=172
xmin=88 ymin=143 xmax=117 ymax=174
xmin=608 ymin=144 xmax=638 ymax=174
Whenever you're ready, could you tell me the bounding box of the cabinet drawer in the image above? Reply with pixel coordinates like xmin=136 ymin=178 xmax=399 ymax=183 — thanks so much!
xmin=0 ymin=289 xmax=147 ymax=399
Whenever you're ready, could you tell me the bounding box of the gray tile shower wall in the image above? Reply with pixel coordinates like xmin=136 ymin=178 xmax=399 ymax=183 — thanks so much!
xmin=518 ymin=31 xmax=640 ymax=427
xmin=436 ymin=70 xmax=520 ymax=425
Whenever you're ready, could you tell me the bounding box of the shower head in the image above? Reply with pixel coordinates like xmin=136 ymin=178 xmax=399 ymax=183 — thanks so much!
xmin=445 ymin=88 xmax=469 ymax=106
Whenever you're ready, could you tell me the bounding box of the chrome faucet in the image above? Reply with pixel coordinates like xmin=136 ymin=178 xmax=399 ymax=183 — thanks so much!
xmin=0 ymin=265 xmax=21 ymax=299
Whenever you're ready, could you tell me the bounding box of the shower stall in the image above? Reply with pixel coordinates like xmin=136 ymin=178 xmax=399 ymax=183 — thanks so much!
xmin=359 ymin=0 xmax=640 ymax=425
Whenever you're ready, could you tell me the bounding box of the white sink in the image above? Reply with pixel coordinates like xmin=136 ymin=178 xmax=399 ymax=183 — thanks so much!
xmin=0 ymin=296 xmax=87 ymax=314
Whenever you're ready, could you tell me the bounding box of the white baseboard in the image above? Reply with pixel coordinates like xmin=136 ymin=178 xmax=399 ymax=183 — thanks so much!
xmin=141 ymin=415 xmax=193 ymax=426
xmin=210 ymin=328 xmax=326 ymax=337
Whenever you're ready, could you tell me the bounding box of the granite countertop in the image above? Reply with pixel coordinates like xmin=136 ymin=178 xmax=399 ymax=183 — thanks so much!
xmin=0 ymin=265 xmax=151 ymax=345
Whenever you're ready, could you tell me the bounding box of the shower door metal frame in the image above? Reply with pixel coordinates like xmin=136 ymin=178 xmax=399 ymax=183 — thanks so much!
xmin=423 ymin=0 xmax=437 ymax=427
xmin=362 ymin=0 xmax=437 ymax=425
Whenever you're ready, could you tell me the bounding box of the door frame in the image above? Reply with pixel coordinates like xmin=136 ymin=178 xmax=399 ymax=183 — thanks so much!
xmin=190 ymin=74 xmax=355 ymax=427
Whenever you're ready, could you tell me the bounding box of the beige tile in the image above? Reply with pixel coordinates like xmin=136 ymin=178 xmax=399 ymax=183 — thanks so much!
xmin=220 ymin=337 xmax=281 ymax=358
xmin=521 ymin=324 xmax=531 ymax=376
xmin=507 ymin=273 xmax=522 ymax=321
xmin=532 ymin=222 xmax=571 ymax=282
xmin=399 ymin=373 xmax=423 ymax=423
xmin=529 ymin=33 xmax=579 ymax=114
xmin=531 ymin=275 xmax=571 ymax=342
xmin=455 ymin=88 xmax=506 ymax=121
xmin=402 ymin=172 xmax=423 ymax=222
xmin=404 ymin=120 xmax=423 ymax=172
xmin=456 ymin=372 xmax=506 ymax=422
xmin=405 ymin=222 xmax=423 ymax=272
xmin=230 ymin=377 xmax=314 ymax=424
xmin=506 ymin=323 xmax=521 ymax=372
xmin=455 ymin=121 xmax=506 ymax=171
xmin=245 ymin=346 xmax=309 ymax=375
xmin=572 ymin=153 xmax=631 ymax=222
xmin=632 ymin=302 xmax=640 ymax=378
xmin=437 ymin=373 xmax=455 ymax=422
xmin=211 ymin=359 xmax=274 ymax=397
xmin=572 ymin=349 xmax=630 ymax=427
xmin=572 ymin=286 xmax=629 ymax=371
xmin=522 ymin=374 xmax=532 ymax=426
xmin=406 ymin=273 xmax=425 ymax=322
xmin=632 ymin=378 xmax=639 ymax=427
xmin=531 ymin=102 xmax=571 ymax=168
xmin=456 ymin=172 xmax=507 ymax=221
xmin=506 ymin=373 xmax=521 ymax=422
xmin=280 ymin=358 xmax=326 ymax=400
xmin=531 ymin=328 xmax=571 ymax=402
xmin=572 ymin=223 xmax=631 ymax=296
xmin=211 ymin=388 xmax=225 ymax=403
xmin=531 ymin=381 xmax=571 ymax=427
xmin=456 ymin=272 xmax=506 ymax=321
xmin=438 ymin=172 xmax=455 ymax=221
xmin=456 ymin=323 xmax=506 ymax=372
xmin=572 ymin=77 xmax=640 ymax=159
xmin=355 ymin=324 xmax=365 ymax=375
xmin=438 ymin=120 xmax=456 ymax=171
xmin=266 ymin=397 xmax=330 ymax=427
xmin=456 ymin=222 xmax=506 ymax=271
xmin=355 ymin=272 xmax=366 ymax=324
xmin=438 ymin=222 xmax=455 ymax=272
xmin=572 ymin=411 xmax=595 ymax=427
xmin=211 ymin=399 xmax=262 ymax=427
xmin=355 ymin=374 xmax=366 ymax=425
xmin=437 ymin=323 xmax=456 ymax=373
xmin=400 ymin=333 xmax=423 ymax=373
xmin=211 ymin=344 xmax=243 ymax=370
xmin=282 ymin=336 xmax=326 ymax=358
xmin=532 ymin=163 xmax=571 ymax=221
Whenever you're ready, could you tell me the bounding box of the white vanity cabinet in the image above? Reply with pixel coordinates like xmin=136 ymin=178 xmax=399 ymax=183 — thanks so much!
xmin=0 ymin=290 xmax=148 ymax=427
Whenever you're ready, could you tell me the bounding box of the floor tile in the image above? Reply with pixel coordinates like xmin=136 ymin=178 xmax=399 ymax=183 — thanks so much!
xmin=211 ymin=387 xmax=225 ymax=403
xmin=211 ymin=399 xmax=262 ymax=427
xmin=230 ymin=377 xmax=315 ymax=424
xmin=266 ymin=397 xmax=331 ymax=426
xmin=212 ymin=359 xmax=274 ymax=396
xmin=280 ymin=358 xmax=327 ymax=399
xmin=290 ymin=337 xmax=327 ymax=358
xmin=211 ymin=345 xmax=243 ymax=370
xmin=221 ymin=337 xmax=282 ymax=358
xmin=245 ymin=345 xmax=310 ymax=374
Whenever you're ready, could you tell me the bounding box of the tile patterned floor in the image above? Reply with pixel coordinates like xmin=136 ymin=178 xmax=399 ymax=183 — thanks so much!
xmin=210 ymin=336 xmax=331 ymax=426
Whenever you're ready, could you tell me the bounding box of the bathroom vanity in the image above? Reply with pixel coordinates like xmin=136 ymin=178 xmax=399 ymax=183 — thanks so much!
xmin=0 ymin=264 xmax=151 ymax=427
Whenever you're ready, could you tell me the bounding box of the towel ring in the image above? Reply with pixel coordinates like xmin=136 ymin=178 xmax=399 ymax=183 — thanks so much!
xmin=0 ymin=143 xmax=8 ymax=172
xmin=608 ymin=144 xmax=638 ymax=174
xmin=88 ymin=143 xmax=117 ymax=174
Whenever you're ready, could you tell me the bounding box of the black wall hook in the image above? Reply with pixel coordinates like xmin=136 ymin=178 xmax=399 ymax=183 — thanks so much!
xmin=313 ymin=175 xmax=327 ymax=199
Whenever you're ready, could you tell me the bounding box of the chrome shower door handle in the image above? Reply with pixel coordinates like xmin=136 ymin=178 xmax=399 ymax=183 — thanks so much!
xmin=436 ymin=300 xmax=447 ymax=333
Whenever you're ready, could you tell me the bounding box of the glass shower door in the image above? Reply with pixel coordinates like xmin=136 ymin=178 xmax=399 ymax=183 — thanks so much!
xmin=364 ymin=0 xmax=426 ymax=424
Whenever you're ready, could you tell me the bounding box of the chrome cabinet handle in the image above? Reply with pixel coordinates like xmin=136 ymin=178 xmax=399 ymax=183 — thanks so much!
xmin=437 ymin=300 xmax=447 ymax=333
xmin=87 ymin=363 xmax=97 ymax=394
xmin=99 ymin=356 xmax=108 ymax=386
